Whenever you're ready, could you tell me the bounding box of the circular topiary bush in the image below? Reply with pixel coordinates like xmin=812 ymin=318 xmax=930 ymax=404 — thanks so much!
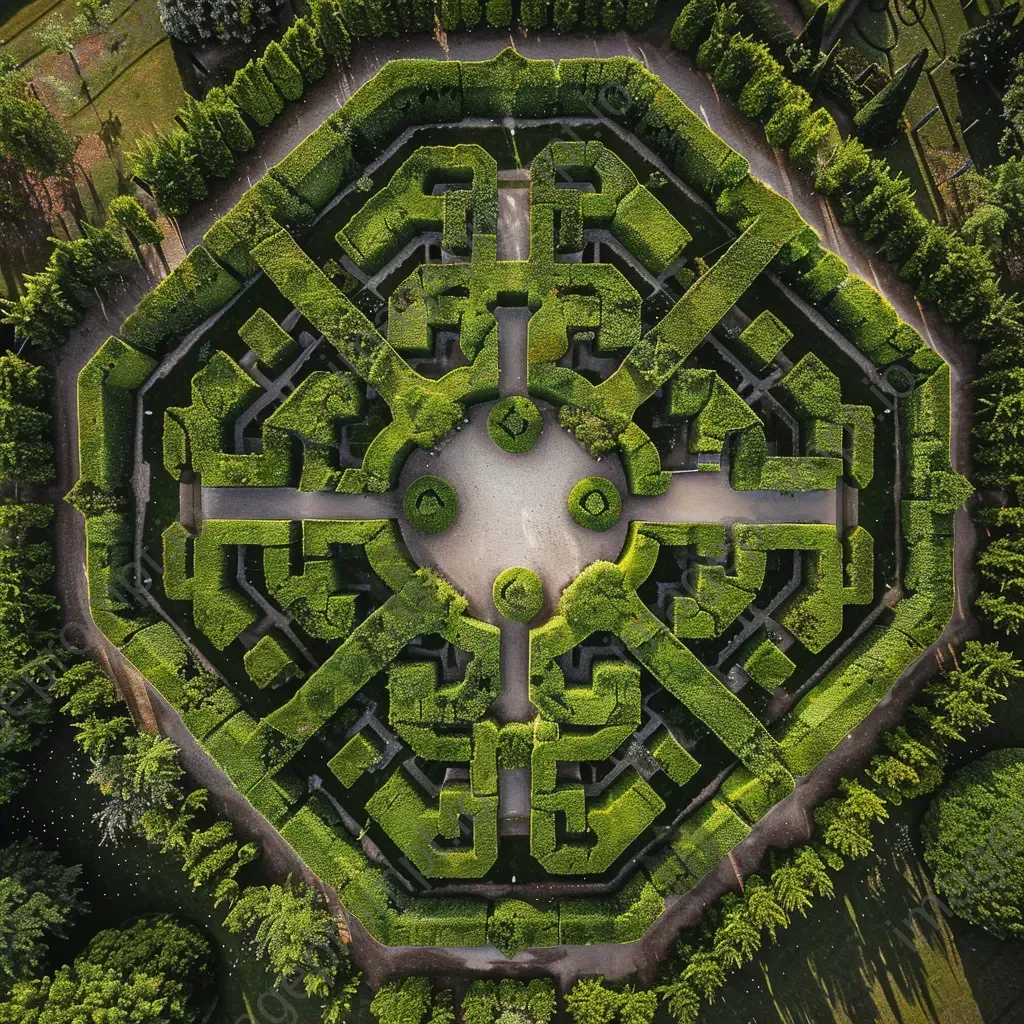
xmin=492 ymin=566 xmax=544 ymax=622
xmin=922 ymin=748 xmax=1024 ymax=939
xmin=403 ymin=475 xmax=459 ymax=534
xmin=568 ymin=476 xmax=622 ymax=531
xmin=487 ymin=396 xmax=544 ymax=454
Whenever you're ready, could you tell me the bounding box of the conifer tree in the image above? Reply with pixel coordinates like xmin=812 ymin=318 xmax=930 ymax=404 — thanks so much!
xmin=177 ymin=95 xmax=233 ymax=181
xmin=228 ymin=60 xmax=285 ymax=129
xmin=853 ymin=49 xmax=927 ymax=147
xmin=281 ymin=19 xmax=327 ymax=83
xmin=625 ymin=0 xmax=655 ymax=31
xmin=203 ymin=87 xmax=254 ymax=153
xmin=462 ymin=0 xmax=482 ymax=27
xmin=262 ymin=42 xmax=304 ymax=103
xmin=311 ymin=0 xmax=353 ymax=59
xmin=485 ymin=0 xmax=511 ymax=27
xmin=553 ymin=0 xmax=579 ymax=29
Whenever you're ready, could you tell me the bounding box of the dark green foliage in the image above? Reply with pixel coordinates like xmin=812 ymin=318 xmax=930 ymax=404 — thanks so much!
xmin=312 ymin=0 xmax=354 ymax=58
xmin=462 ymin=979 xmax=557 ymax=1023
xmin=486 ymin=0 xmax=512 ymax=25
xmin=403 ymin=475 xmax=459 ymax=533
xmin=282 ymin=19 xmax=327 ymax=84
xmin=568 ymin=476 xmax=622 ymax=531
xmin=203 ymin=87 xmax=255 ymax=153
xmin=853 ymin=50 xmax=926 ymax=148
xmin=952 ymin=2 xmax=1024 ymax=87
xmin=159 ymin=0 xmax=281 ymax=44
xmin=0 ymin=353 xmax=53 ymax=484
xmin=487 ymin=397 xmax=543 ymax=453
xmin=0 ymin=915 xmax=214 ymax=1021
xmin=923 ymin=748 xmax=1024 ymax=940
xmin=0 ymin=842 xmax=84 ymax=990
xmin=262 ymin=41 xmax=304 ymax=103
xmin=492 ymin=567 xmax=544 ymax=622
xmin=553 ymin=0 xmax=580 ymax=29
xmin=625 ymin=0 xmax=656 ymax=30
xmin=0 ymin=53 xmax=73 ymax=178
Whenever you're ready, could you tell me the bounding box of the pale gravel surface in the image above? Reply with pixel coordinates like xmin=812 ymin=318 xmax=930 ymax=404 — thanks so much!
xmin=44 ymin=17 xmax=979 ymax=983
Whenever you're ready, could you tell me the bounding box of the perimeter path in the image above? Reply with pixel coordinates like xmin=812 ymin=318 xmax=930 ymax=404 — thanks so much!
xmin=46 ymin=17 xmax=978 ymax=983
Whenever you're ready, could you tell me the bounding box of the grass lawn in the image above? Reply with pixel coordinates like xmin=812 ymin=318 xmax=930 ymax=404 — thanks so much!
xmin=0 ymin=0 xmax=189 ymax=298
xmin=4 ymin=724 xmax=376 ymax=1023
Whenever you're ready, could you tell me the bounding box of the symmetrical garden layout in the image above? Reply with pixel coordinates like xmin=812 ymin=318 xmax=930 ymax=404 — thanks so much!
xmin=77 ymin=50 xmax=957 ymax=954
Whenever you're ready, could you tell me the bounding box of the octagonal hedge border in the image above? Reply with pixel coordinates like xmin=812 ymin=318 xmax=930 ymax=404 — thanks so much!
xmin=76 ymin=49 xmax=957 ymax=954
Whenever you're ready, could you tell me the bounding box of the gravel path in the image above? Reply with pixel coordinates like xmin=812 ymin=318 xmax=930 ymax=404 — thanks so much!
xmin=42 ymin=18 xmax=977 ymax=983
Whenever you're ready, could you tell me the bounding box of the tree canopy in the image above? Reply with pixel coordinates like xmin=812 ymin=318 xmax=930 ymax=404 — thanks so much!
xmin=922 ymin=748 xmax=1024 ymax=940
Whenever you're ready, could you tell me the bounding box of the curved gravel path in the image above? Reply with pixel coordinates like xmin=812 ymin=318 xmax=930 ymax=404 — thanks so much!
xmin=45 ymin=14 xmax=977 ymax=987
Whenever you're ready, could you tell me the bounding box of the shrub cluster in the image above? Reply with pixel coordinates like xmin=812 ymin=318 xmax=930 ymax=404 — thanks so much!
xmin=487 ymin=397 xmax=544 ymax=454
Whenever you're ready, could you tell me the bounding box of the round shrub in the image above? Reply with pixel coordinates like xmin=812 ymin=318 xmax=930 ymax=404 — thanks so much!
xmin=487 ymin=396 xmax=543 ymax=453
xmin=492 ymin=566 xmax=544 ymax=622
xmin=922 ymin=748 xmax=1024 ymax=939
xmin=403 ymin=475 xmax=459 ymax=534
xmin=568 ymin=476 xmax=622 ymax=531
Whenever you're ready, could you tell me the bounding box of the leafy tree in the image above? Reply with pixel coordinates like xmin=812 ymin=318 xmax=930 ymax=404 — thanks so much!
xmin=158 ymin=0 xmax=283 ymax=44
xmin=486 ymin=0 xmax=512 ymax=27
xmin=461 ymin=979 xmax=557 ymax=1024
xmin=815 ymin=778 xmax=888 ymax=860
xmin=89 ymin=733 xmax=185 ymax=844
xmin=224 ymin=879 xmax=353 ymax=998
xmin=0 ymin=915 xmax=213 ymax=1021
xmin=922 ymin=748 xmax=1024 ymax=939
xmin=0 ymin=842 xmax=84 ymax=990
xmin=670 ymin=0 xmax=715 ymax=49
xmin=0 ymin=55 xmax=74 ymax=179
xmin=624 ymin=0 xmax=656 ymax=30
xmin=853 ymin=49 xmax=927 ymax=147
xmin=204 ymin=88 xmax=256 ymax=154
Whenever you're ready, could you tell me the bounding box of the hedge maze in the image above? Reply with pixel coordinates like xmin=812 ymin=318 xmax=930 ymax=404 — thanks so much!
xmin=77 ymin=50 xmax=959 ymax=954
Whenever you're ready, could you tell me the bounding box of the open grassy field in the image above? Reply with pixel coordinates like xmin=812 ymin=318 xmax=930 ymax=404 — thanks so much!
xmin=0 ymin=0 xmax=188 ymax=297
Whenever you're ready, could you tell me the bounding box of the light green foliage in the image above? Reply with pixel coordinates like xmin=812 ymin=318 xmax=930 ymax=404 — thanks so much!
xmin=492 ymin=567 xmax=545 ymax=622
xmin=568 ymin=476 xmax=622 ymax=531
xmin=404 ymin=475 xmax=459 ymax=534
xmin=487 ymin=397 xmax=544 ymax=453
xmin=743 ymin=640 xmax=795 ymax=692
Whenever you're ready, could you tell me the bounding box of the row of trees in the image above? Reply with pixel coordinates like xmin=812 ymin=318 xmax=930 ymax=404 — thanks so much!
xmin=0 ymin=504 xmax=60 ymax=807
xmin=130 ymin=0 xmax=348 ymax=218
xmin=52 ymin=656 xmax=362 ymax=1021
xmin=0 ymin=195 xmax=162 ymax=350
xmin=652 ymin=641 xmax=1021 ymax=1021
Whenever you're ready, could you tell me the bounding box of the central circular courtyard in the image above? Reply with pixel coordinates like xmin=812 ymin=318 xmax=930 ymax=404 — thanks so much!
xmin=398 ymin=399 xmax=629 ymax=624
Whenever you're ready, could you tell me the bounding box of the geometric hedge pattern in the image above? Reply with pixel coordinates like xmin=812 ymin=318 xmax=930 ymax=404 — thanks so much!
xmin=77 ymin=50 xmax=956 ymax=954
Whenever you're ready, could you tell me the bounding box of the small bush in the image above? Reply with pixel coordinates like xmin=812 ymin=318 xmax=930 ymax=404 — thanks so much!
xmin=403 ymin=475 xmax=459 ymax=533
xmin=568 ymin=476 xmax=622 ymax=531
xmin=487 ymin=397 xmax=544 ymax=453
xmin=492 ymin=566 xmax=544 ymax=622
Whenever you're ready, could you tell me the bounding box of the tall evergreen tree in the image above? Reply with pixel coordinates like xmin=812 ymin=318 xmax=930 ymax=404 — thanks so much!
xmin=853 ymin=49 xmax=927 ymax=147
xmin=204 ymin=87 xmax=255 ymax=153
xmin=281 ymin=18 xmax=327 ymax=83
xmin=262 ymin=41 xmax=304 ymax=103
xmin=177 ymin=95 xmax=233 ymax=182
xmin=313 ymin=0 xmax=354 ymax=56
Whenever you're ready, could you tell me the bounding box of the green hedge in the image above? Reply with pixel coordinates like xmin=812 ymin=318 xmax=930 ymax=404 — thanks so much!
xmin=403 ymin=475 xmax=459 ymax=534
xmin=492 ymin=566 xmax=544 ymax=622
xmin=568 ymin=476 xmax=622 ymax=531
xmin=487 ymin=397 xmax=543 ymax=453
